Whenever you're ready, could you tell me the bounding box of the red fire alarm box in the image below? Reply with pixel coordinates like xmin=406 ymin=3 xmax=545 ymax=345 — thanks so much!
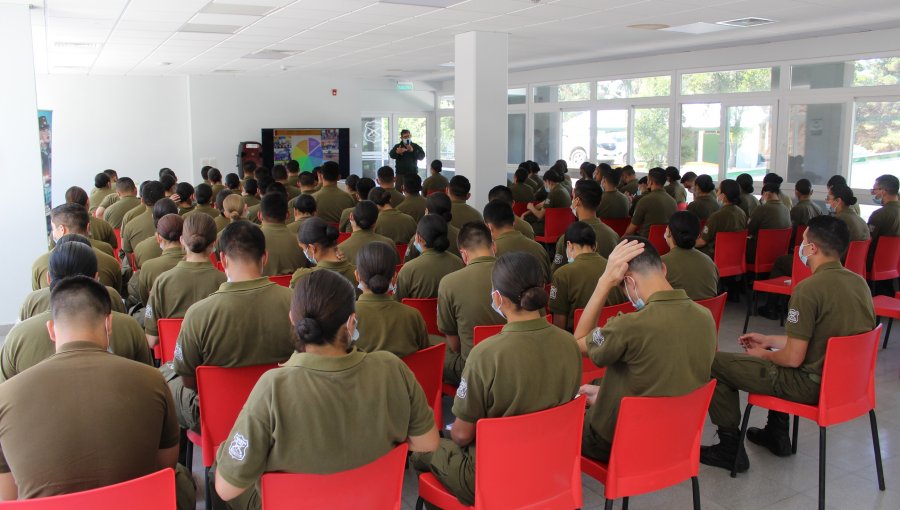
xmin=237 ymin=142 xmax=263 ymax=178
xmin=332 ymin=89 xmax=337 ymax=96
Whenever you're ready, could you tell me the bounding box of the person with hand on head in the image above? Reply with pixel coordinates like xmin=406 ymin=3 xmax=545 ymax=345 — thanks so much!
xmin=394 ymin=214 xmax=464 ymax=301
xmin=575 ymin=237 xmax=716 ymax=462
xmin=397 ymin=173 xmax=427 ymax=223
xmin=291 ymin=217 xmax=357 ymax=289
xmin=661 ymin=211 xmax=719 ymax=301
xmin=337 ymin=201 xmax=395 ymax=266
xmin=423 ymin=159 xmax=449 ymax=196
xmin=388 ymin=129 xmax=425 ymax=181
xmin=701 ymin=215 xmax=875 ymax=471
xmin=686 ymin=175 xmax=720 ymax=221
xmin=173 ymin=182 xmax=195 ymax=216
xmin=371 ymin=187 xmax=417 ymax=244
xmin=625 ymin=167 xmax=678 ymax=238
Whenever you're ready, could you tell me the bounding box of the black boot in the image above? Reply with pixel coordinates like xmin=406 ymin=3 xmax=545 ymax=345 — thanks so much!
xmin=747 ymin=411 xmax=792 ymax=457
xmin=700 ymin=429 xmax=749 ymax=472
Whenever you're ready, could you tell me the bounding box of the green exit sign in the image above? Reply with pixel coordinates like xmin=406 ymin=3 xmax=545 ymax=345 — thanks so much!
xmin=396 ymin=81 xmax=414 ymax=91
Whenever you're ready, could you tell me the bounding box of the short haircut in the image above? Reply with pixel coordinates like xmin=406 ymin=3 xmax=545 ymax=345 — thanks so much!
xmin=299 ymin=216 xmax=340 ymax=248
xmin=425 ymin=192 xmax=452 ymax=223
xmin=219 ymin=221 xmax=265 ymax=264
xmin=320 ymin=161 xmax=340 ymax=182
xmin=795 ymin=179 xmax=813 ymax=196
xmin=260 ymin=192 xmax=288 ymax=221
xmin=201 ymin=166 xmax=211 ymax=181
xmin=806 ymin=215 xmax=849 ymax=257
xmin=208 ymin=168 xmax=222 ymax=183
xmin=417 ymin=214 xmax=450 ymax=252
xmin=156 ymin=213 xmax=183 ymax=242
xmin=298 ymin=172 xmax=317 ymax=187
xmin=160 ymin=174 xmax=177 ymax=193
xmin=345 ymin=174 xmax=359 ymax=192
xmin=255 ymin=167 xmax=272 ymax=181
xmin=449 ymin=175 xmax=471 ymax=198
xmin=876 ymin=174 xmax=899 ymax=195
xmin=514 ymin=167 xmax=529 ymax=184
xmin=244 ymin=178 xmax=258 ymax=196
xmin=50 ymin=275 xmax=111 ymax=324
xmin=242 ymin=160 xmax=257 ymax=175
xmin=286 ymin=160 xmax=300 ymax=173
xmin=694 ymin=175 xmax=715 ymax=194
xmin=94 ymin=173 xmax=110 ymax=189
xmin=487 ymin=185 xmax=513 ymax=205
xmin=266 ymin=182 xmax=286 ymax=197
xmin=257 ymin=176 xmax=274 ymax=194
xmin=602 ymin=167 xmax=621 ymax=187
xmin=482 ymin=200 xmax=515 ymax=228
xmin=49 ymin=242 xmax=97 ymax=289
xmin=153 ymin=198 xmax=179 ymax=227
xmin=580 ymin=162 xmax=597 ymax=180
xmin=183 ymin=213 xmax=217 ymax=253
xmin=621 ymin=165 xmax=635 ymax=177
xmin=622 ymin=235 xmax=662 ymax=274
xmin=175 ymin=182 xmax=194 ymax=202
xmin=368 ymin=187 xmax=391 ymax=207
xmin=400 ymin=129 xmax=411 ymax=136
xmin=736 ymin=174 xmax=754 ymax=194
xmin=681 ymin=171 xmax=697 ymax=184
xmin=492 ymin=252 xmax=547 ymax=312
xmin=647 ymin=167 xmax=666 ymax=186
xmin=159 ymin=168 xmax=176 ymax=180
xmin=665 ymin=166 xmax=681 ymax=182
xmin=404 ymin=173 xmax=422 ymax=194
xmin=51 ymin=203 xmax=89 ymax=234
xmin=65 ymin=186 xmax=89 ymax=207
xmin=57 ymin=233 xmax=91 ymax=248
xmin=215 ymin=189 xmax=233 ymax=212
xmin=377 ymin=166 xmax=395 ymax=183
xmin=293 ymin=194 xmax=317 ymax=214
xmin=431 ymin=160 xmax=442 ymax=173
xmin=225 ymin=173 xmax=241 ymax=190
xmin=458 ymin=221 xmax=492 ymax=251
xmin=272 ymin=164 xmax=288 ymax=181
xmin=542 ymin=170 xmax=564 ymax=183
xmin=356 ymin=178 xmax=376 ymax=201
xmin=668 ymin=211 xmax=701 ymax=249
xmin=719 ymin=179 xmax=741 ymax=205
xmin=574 ymin=178 xmax=602 ymax=210
xmin=826 ymin=174 xmax=847 ymax=189
xmin=116 ymin=178 xmax=136 ymax=193
xmin=356 ymin=242 xmax=398 ymax=295
xmin=352 ymin=201 xmax=379 ymax=230
xmin=564 ymin=221 xmax=596 ymax=247
xmin=195 ymin=183 xmax=214 ymax=205
xmin=291 ymin=269 xmax=356 ymax=351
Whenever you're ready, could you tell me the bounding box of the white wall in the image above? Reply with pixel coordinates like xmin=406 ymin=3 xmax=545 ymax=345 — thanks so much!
xmin=35 ymin=75 xmax=192 ymax=206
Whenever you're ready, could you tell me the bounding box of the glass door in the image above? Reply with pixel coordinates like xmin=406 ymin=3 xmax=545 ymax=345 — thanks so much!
xmin=396 ymin=115 xmax=429 ymax=177
xmin=725 ymin=103 xmax=773 ymax=180
xmin=680 ymin=103 xmax=722 ymax=178
xmin=595 ymin=109 xmax=628 ymax=167
xmin=361 ymin=116 xmax=391 ymax=177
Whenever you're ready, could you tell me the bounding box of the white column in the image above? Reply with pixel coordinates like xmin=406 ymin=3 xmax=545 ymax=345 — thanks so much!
xmin=454 ymin=31 xmax=508 ymax=211
xmin=0 ymin=3 xmax=51 ymax=325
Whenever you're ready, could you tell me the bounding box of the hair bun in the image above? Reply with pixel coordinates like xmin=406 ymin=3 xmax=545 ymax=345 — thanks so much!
xmin=294 ymin=317 xmax=322 ymax=344
xmin=519 ymin=285 xmax=548 ymax=312
xmin=325 ymin=224 xmax=340 ymax=243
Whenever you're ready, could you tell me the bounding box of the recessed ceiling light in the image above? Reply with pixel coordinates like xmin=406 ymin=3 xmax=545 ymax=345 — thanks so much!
xmin=243 ymin=49 xmax=298 ymax=60
xmin=627 ymin=24 xmax=670 ymax=30
xmin=213 ymin=69 xmax=242 ymax=73
xmin=379 ymin=0 xmax=465 ymax=7
xmin=661 ymin=22 xmax=735 ymax=35
xmin=717 ymin=17 xmax=776 ymax=28
xmin=201 ymin=3 xmax=275 ymax=16
xmin=439 ymin=61 xmax=455 ymax=67
xmin=179 ymin=23 xmax=242 ymax=35
xmin=53 ymin=41 xmax=103 ymax=50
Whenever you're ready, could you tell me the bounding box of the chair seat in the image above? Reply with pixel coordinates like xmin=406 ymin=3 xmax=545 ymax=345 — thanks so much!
xmin=418 ymin=473 xmax=472 ymax=510
xmin=752 ymin=277 xmax=793 ymax=296
xmin=873 ymin=295 xmax=900 ymax=319
xmin=747 ymin=394 xmax=819 ymax=423
xmin=580 ymin=456 xmax=609 ymax=483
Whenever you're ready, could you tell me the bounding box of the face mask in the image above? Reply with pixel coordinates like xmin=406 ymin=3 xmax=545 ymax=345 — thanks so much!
xmin=349 ymin=318 xmax=359 ymax=344
xmin=357 ymin=282 xmax=365 ymax=292
xmin=571 ymin=205 xmax=577 ymax=216
xmin=414 ymin=240 xmax=424 ymax=253
xmin=303 ymin=248 xmax=316 ymax=265
xmin=566 ymin=245 xmax=575 ymax=264
xmin=402 ymin=138 xmax=410 ymax=145
xmin=624 ymin=276 xmax=645 ymax=311
xmin=490 ymin=290 xmax=505 ymax=319
xmin=544 ymin=186 xmax=551 ymax=193
xmin=826 ymin=203 xmax=836 ymax=214
xmin=635 ymin=189 xmax=642 ymax=197
xmin=717 ymin=198 xmax=724 ymax=206
xmin=389 ymin=282 xmax=396 ymax=293
xmin=873 ymin=196 xmax=883 ymax=206
xmin=798 ymin=241 xmax=811 ymax=267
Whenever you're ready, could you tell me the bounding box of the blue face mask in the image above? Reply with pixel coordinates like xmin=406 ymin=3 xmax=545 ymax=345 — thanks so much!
xmin=826 ymin=203 xmax=836 ymax=214
xmin=624 ymin=276 xmax=645 ymax=311
xmin=635 ymin=188 xmax=642 ymax=197
xmin=798 ymin=241 xmax=811 ymax=267
xmin=490 ymin=290 xmax=505 ymax=319
xmin=544 ymin=186 xmax=551 ymax=193
xmin=414 ymin=240 xmax=424 ymax=253
xmin=873 ymin=196 xmax=883 ymax=206
xmin=304 ymin=248 xmax=316 ymax=265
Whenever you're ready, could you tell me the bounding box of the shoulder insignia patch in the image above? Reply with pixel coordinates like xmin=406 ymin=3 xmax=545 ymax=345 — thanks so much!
xmin=456 ymin=377 xmax=468 ymax=399
xmin=702 ymin=226 xmax=709 ymax=234
xmin=553 ymin=254 xmax=564 ymax=265
xmin=173 ymin=342 xmax=184 ymax=361
xmin=549 ymin=286 xmax=558 ymax=300
xmin=144 ymin=305 xmax=152 ymax=319
xmin=228 ymin=433 xmax=249 ymax=461
xmin=787 ymin=309 xmax=800 ymax=324
xmin=591 ymin=328 xmax=605 ymax=347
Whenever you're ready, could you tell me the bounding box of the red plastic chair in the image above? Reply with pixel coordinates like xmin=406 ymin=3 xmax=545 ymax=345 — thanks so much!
xmin=113 ymin=228 xmax=122 ymax=254
xmin=268 ymin=274 xmax=292 ymax=287
xmin=867 ymin=236 xmax=900 ymax=283
xmin=128 ymin=252 xmax=138 ymax=271
xmin=396 ymin=243 xmax=408 ymax=261
xmin=337 ymin=231 xmax=351 ymax=243
xmin=416 ymin=396 xmax=586 ymax=510
xmin=733 ymin=326 xmax=885 ymax=510
xmin=791 ymin=224 xmax=808 ymax=252
xmin=534 ymin=208 xmax=575 ymax=245
xmin=512 ymin=201 xmax=529 ymax=217
xmin=403 ymin=344 xmax=445 ymax=429
xmin=209 ymin=252 xmax=224 ymax=272
xmin=600 ymin=217 xmax=631 ymax=237
xmin=844 ymin=239 xmax=871 ymax=279
xmin=261 ymin=444 xmax=408 ymax=510
xmin=695 ymin=292 xmax=728 ymax=334
xmin=874 ymin=292 xmax=900 ymax=349
xmin=713 ymin=230 xmax=748 ymax=278
xmin=677 ymin=202 xmax=689 ymax=211
xmin=402 ymin=298 xmax=441 ymax=337
xmin=157 ymin=318 xmax=184 ymax=364
xmin=582 ymin=381 xmax=716 ymax=510
xmin=743 ymin=247 xmax=812 ymax=333
xmin=573 ymin=303 xmax=637 ymax=384
xmin=747 ymin=228 xmax=791 ymax=276
xmin=195 ymin=364 xmax=278 ymax=510
xmin=472 ymin=315 xmax=553 ymax=347
xmin=647 ymin=224 xmax=669 ymax=256
xmin=0 ymin=468 xmax=176 ymax=509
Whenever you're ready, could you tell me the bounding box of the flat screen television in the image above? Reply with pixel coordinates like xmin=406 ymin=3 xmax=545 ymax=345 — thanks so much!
xmin=261 ymin=128 xmax=351 ymax=178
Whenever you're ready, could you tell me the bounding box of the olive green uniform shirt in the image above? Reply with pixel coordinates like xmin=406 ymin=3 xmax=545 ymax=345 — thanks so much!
xmin=687 ymin=195 xmax=721 ymax=221
xmin=133 ymin=237 xmax=163 ymax=269
xmin=738 ymin=192 xmax=760 ymax=218
xmin=356 ymin=294 xmax=429 ymax=358
xmin=437 ymin=256 xmax=504 ymax=363
xmin=284 ymin=184 xmax=301 ymax=202
xmin=867 ymin=201 xmax=900 ymax=239
xmin=618 ymin=179 xmax=638 ymax=197
xmin=387 ymin=187 xmax=405 ymax=208
xmin=630 ymin=188 xmax=677 ymax=237
xmin=423 ymin=174 xmax=450 ymax=195
xmin=184 ymin=204 xmax=219 ymax=221
xmin=699 ymin=204 xmax=747 ymax=258
xmin=98 ymin=191 xmax=120 ymax=210
xmin=120 ymin=204 xmax=146 ymax=231
xmin=585 ymin=289 xmax=716 ymax=444
xmin=493 ymin=230 xmax=552 ymax=284
xmin=261 ymin=223 xmax=309 ymax=276
xmin=32 ymin=247 xmax=122 ymax=292
xmin=449 ymin=200 xmax=484 ymax=229
xmin=338 ymin=230 xmax=394 ymax=266
xmin=598 ymin=190 xmax=630 ymax=219
xmin=373 ymin=209 xmax=417 ymax=244
xmin=290 ymin=259 xmax=357 ymax=289
xmin=779 ymin=193 xmax=794 ymax=209
xmin=396 ymin=194 xmax=427 ymax=223
xmin=338 ymin=207 xmax=354 ymax=233
xmin=173 ymin=278 xmax=294 ymax=378
xmin=747 ymin=201 xmax=790 ymax=259
xmin=89 ymin=216 xmax=118 ymax=250
xmin=214 ymin=215 xmax=229 ymax=232
xmin=836 ymin=210 xmax=871 ymax=242
xmin=103 ymin=195 xmax=141 ymax=229
xmin=0 ymin=342 xmax=178 ymax=500
xmin=211 ymin=184 xmax=227 ymax=198
xmin=552 ymin=217 xmax=619 ymax=272
xmin=215 ymin=349 xmax=433 ymax=495
xmin=19 ymin=286 xmax=125 ymax=321
xmin=395 ymin=250 xmax=464 ymax=301
xmin=790 ymin=199 xmax=822 ymax=227
xmin=0 ymin=311 xmax=153 ymax=382
xmin=510 ymin=183 xmax=536 ymax=203
xmin=144 ymin=260 xmax=227 ymax=337
xmin=242 ymin=194 xmax=260 ymax=209
xmin=121 ymin=208 xmax=155 ymax=254
xmin=90 ymin=238 xmax=115 ymax=258
xmin=313 ymin=185 xmax=356 ymax=224
xmin=136 ymin=247 xmax=184 ymax=306
xmin=286 ymin=216 xmax=310 ymax=236
xmin=661 ymin=247 xmax=719 ymax=300
xmin=246 ymin=203 xmax=262 ymax=224
xmin=665 ymin=181 xmax=688 ymax=203
xmin=549 ymin=253 xmax=626 ymax=330
xmin=177 ymin=205 xmax=195 ymax=216
xmin=89 ymin=187 xmax=115 ymax=214
xmin=514 ymin=217 xmax=535 ymax=239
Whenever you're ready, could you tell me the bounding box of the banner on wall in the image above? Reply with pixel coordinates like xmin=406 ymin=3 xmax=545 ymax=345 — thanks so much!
xmin=38 ymin=110 xmax=52 ymax=239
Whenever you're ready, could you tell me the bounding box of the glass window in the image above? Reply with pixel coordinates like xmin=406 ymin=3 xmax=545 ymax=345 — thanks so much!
xmin=438 ymin=96 xmax=455 ymax=109
xmin=787 ymin=103 xmax=845 ymax=185
xmin=596 ymin=109 xmax=628 ymax=166
xmin=852 ymin=57 xmax=900 ymax=87
xmin=361 ymin=116 xmax=390 ymax=177
xmin=439 ymin=116 xmax=454 ymax=161
xmin=533 ymin=112 xmax=560 ymax=166
xmin=397 ymin=116 xmax=428 ymax=171
xmin=633 ymin=107 xmax=669 ymax=169
xmin=850 ymin=100 xmax=900 ymax=189
xmin=680 ymin=103 xmax=721 ymax=177
xmin=726 ymin=105 xmax=772 ymax=180
xmin=508 ymin=113 xmax=526 ymax=164
xmin=597 ymin=75 xmax=671 ymax=99
xmin=792 ymin=57 xmax=900 ymax=89
xmin=681 ymin=67 xmax=777 ymax=95
xmin=534 ymin=82 xmax=591 ymax=103
xmin=561 ymin=111 xmax=590 ymax=168
xmin=508 ymin=88 xmax=526 ymax=105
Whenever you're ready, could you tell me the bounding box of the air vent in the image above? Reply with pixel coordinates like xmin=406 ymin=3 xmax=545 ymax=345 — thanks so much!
xmin=627 ymin=24 xmax=670 ymax=30
xmin=717 ymin=17 xmax=776 ymax=28
xmin=212 ymin=69 xmax=241 ymax=73
xmin=243 ymin=50 xmax=298 ymax=60
xmin=200 ymin=3 xmax=275 ymax=16
xmin=179 ymin=23 xmax=242 ymax=34
xmin=53 ymin=41 xmax=103 ymax=49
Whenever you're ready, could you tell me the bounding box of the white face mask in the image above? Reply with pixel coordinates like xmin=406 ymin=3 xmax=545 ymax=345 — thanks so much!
xmin=490 ymin=289 xmax=505 ymax=319
xmin=348 ymin=317 xmax=359 ymax=344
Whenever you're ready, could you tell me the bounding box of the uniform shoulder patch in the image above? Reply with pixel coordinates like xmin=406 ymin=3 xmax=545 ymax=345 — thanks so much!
xmin=702 ymin=226 xmax=709 ymax=234
xmin=456 ymin=377 xmax=468 ymax=399
xmin=144 ymin=305 xmax=153 ymax=319
xmin=553 ymin=253 xmax=564 ymax=265
xmin=787 ymin=309 xmax=800 ymax=324
xmin=591 ymin=328 xmax=605 ymax=347
xmin=173 ymin=342 xmax=184 ymax=362
xmin=549 ymin=285 xmax=558 ymax=300
xmin=228 ymin=433 xmax=249 ymax=461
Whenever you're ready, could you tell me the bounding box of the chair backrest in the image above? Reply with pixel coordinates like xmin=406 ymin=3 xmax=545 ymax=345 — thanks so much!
xmin=157 ymin=318 xmax=184 ymax=364
xmin=573 ymin=302 xmax=637 ymax=332
xmin=474 ymin=396 xmax=585 ymax=509
xmin=844 ymin=239 xmax=871 ymax=279
xmin=512 ymin=201 xmax=529 ymax=217
xmin=792 ymin=224 xmax=808 ymax=252
xmin=113 ymin=228 xmax=122 ymax=253
xmin=817 ymin=325 xmax=882 ymax=427
xmin=128 ymin=252 xmax=137 ymax=271
xmin=600 ymin=217 xmax=631 ymax=238
xmin=268 ymin=274 xmax=292 ymax=287
xmin=695 ymin=293 xmax=728 ymax=334
xmin=395 ymin=243 xmax=408 ymax=261
xmin=750 ymin=228 xmax=792 ymax=273
xmin=196 ymin=364 xmax=278 ymax=467
xmin=208 ymin=252 xmax=224 ymax=272
xmin=677 ymin=202 xmax=688 ymax=211
xmin=0 ymin=468 xmax=176 ymax=509
xmin=473 ymin=315 xmax=552 ymax=347
xmin=713 ymin=230 xmax=748 ymax=278
xmin=260 ymin=444 xmax=408 ymax=510
xmin=869 ymin=236 xmax=900 ymax=281
xmin=647 ymin=224 xmax=670 ymax=255
xmin=603 ymin=380 xmax=716 ymax=500
xmin=789 ymin=247 xmax=813 ymax=289
xmin=402 ymin=344 xmax=445 ymax=429
xmin=401 ymin=298 xmax=440 ymax=337
xmin=543 ymin=208 xmax=576 ymax=240
xmin=337 ymin=231 xmax=351 ymax=243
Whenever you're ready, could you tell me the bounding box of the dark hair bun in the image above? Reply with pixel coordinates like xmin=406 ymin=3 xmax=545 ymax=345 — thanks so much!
xmin=431 ymin=235 xmax=450 ymax=252
xmin=520 ymin=286 xmax=548 ymax=312
xmin=325 ymin=224 xmax=340 ymax=244
xmin=187 ymin=234 xmax=206 ymax=253
xmin=367 ymin=274 xmax=391 ymax=295
xmin=294 ymin=317 xmax=323 ymax=344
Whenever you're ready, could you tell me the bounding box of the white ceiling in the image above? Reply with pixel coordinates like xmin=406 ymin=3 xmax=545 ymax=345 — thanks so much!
xmin=22 ymin=0 xmax=900 ymax=79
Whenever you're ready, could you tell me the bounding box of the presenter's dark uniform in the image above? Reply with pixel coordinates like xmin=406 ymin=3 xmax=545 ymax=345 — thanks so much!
xmin=389 ymin=141 xmax=425 ymax=180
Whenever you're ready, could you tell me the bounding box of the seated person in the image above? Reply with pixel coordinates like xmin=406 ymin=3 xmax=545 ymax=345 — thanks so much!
xmin=339 ymin=177 xmax=376 ymax=232
xmin=136 ymin=214 xmax=185 ymax=307
xmin=397 ymin=174 xmax=427 ymax=223
xmin=485 ymin=200 xmax=551 ymax=284
xmin=337 ymin=201 xmax=394 ymax=266
xmin=213 ymin=189 xmax=234 ymax=232
xmin=686 ymin=175 xmax=720 ymax=221
xmin=184 ymin=183 xmax=218 ymax=220
xmin=121 ymin=180 xmax=166 ymax=254
xmin=597 ymin=167 xmax=630 ymax=220
xmin=174 ymin=182 xmax=195 ymax=216
xmin=575 ymin=238 xmax=716 ymax=462
xmin=447 ymin=175 xmax=483 ymax=229
xmin=736 ymin=173 xmax=760 ymax=218
xmin=376 ymin=165 xmax=405 ymax=207
xmin=371 ymin=187 xmax=417 ymax=244
xmin=789 ymin=179 xmax=823 ymax=231
xmin=287 ymin=194 xmax=316 ymax=235
xmin=222 ymin=194 xmax=248 ymax=230
xmin=411 ymin=251 xmax=581 ymax=506
xmin=241 ymin=179 xmax=260 ymax=208
xmin=395 ymin=214 xmax=463 ymax=301
xmin=828 ymin=184 xmax=870 ymax=242
xmin=661 ymin=211 xmax=719 ymax=301
xmin=510 ymin=166 xmax=536 ymax=203
xmin=625 ymin=167 xmax=677 ymax=238
xmin=132 ymin=198 xmax=180 ymax=271
xmin=765 ymin=172 xmax=793 ymax=209
xmin=746 ymin=180 xmax=791 ymax=262
xmin=62 ymin=186 xmax=117 ymax=251
xmin=664 ymin=166 xmax=687 ymax=205
xmin=627 ymin=177 xmax=648 ymax=217
xmin=404 ymin=192 xmax=461 ymax=262
xmin=487 ymin=185 xmax=534 ymax=239
xmin=259 ymin=192 xmax=308 ymax=276
xmin=291 ymin=217 xmax=357 ymax=289
xmin=422 ymin=159 xmax=449 ymax=196
xmin=695 ymin=179 xmax=747 ymax=259
xmin=312 ymin=161 xmax=355 ymax=224
xmin=552 ymin=178 xmax=619 ymax=271
xmin=100 ymin=177 xmax=141 ymax=227
xmin=523 ymin=169 xmax=571 ymax=235
xmin=215 ymin=270 xmax=439 ymax=510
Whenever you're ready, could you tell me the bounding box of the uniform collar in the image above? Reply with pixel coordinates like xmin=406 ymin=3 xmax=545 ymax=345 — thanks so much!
xmin=218 ymin=277 xmax=273 ymax=292
xmin=176 ymin=260 xmax=214 ymax=269
xmin=646 ymin=289 xmax=690 ymax=304
xmin=282 ymin=347 xmax=367 ymax=372
xmin=650 ymin=188 xmax=666 ymax=195
xmin=468 ymin=255 xmax=496 ymax=265
xmin=494 ymin=230 xmax=522 ymax=241
xmin=813 ymin=260 xmax=843 ymax=274
xmin=574 ymin=252 xmax=602 ymax=262
xmin=56 ymin=341 xmax=108 ymax=354
xmin=357 ymin=293 xmax=393 ymax=302
xmin=162 ymin=247 xmax=184 ymax=257
xmin=316 ymin=259 xmax=352 ymax=270
xmin=261 ymin=223 xmax=287 ymax=230
xmin=501 ymin=317 xmax=551 ymax=333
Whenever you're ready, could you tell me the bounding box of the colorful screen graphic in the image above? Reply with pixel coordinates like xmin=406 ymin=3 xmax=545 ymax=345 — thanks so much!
xmin=272 ymin=128 xmax=341 ymax=171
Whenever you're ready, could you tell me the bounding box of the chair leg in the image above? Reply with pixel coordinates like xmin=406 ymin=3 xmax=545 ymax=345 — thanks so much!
xmin=604 ymin=498 xmax=615 ymax=510
xmin=742 ymin=290 xmax=754 ymax=334
xmin=415 ymin=497 xmax=425 ymax=510
xmin=883 ymin=318 xmax=893 ymax=349
xmin=869 ymin=410 xmax=886 ymax=491
xmin=204 ymin=467 xmax=211 ymax=510
xmin=185 ymin=436 xmax=193 ymax=471
xmin=691 ymin=476 xmax=701 ymax=510
xmin=732 ymin=404 xmax=754 ymax=478
xmin=791 ymin=414 xmax=799 ymax=455
xmin=622 ymin=496 xmax=629 ymax=510
xmin=818 ymin=427 xmax=826 ymax=510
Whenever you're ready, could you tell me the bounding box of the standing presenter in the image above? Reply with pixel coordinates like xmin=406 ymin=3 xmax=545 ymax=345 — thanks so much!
xmin=389 ymin=129 xmax=425 ymax=182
